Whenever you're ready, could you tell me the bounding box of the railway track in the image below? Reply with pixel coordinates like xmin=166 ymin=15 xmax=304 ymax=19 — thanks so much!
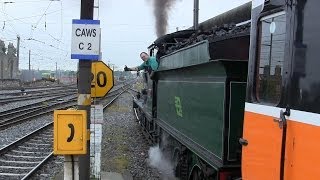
xmin=93 ymin=81 xmax=135 ymax=104
xmin=0 ymin=81 xmax=129 ymax=115
xmin=0 ymin=97 xmax=77 ymax=129
xmin=0 ymin=83 xmax=76 ymax=92
xmin=0 ymin=81 xmax=135 ymax=129
xmin=0 ymin=94 xmax=76 ymax=118
xmin=0 ymin=89 xmax=77 ymax=104
xmin=0 ymin=85 xmax=76 ymax=96
xmin=0 ymin=84 xmax=132 ymax=179
xmin=128 ymin=87 xmax=139 ymax=93
xmin=0 ymin=123 xmax=53 ymax=179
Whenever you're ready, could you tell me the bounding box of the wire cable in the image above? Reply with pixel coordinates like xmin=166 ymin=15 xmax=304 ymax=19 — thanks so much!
xmin=30 ymin=1 xmax=52 ymax=38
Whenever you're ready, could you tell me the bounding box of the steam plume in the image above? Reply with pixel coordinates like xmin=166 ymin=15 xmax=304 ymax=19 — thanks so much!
xmin=151 ymin=0 xmax=177 ymax=37
xmin=148 ymin=145 xmax=176 ymax=179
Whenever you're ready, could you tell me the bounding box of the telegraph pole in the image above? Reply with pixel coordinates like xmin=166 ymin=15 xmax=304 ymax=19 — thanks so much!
xmin=28 ymin=50 xmax=31 ymax=71
xmin=55 ymin=62 xmax=58 ymax=80
xmin=78 ymin=0 xmax=94 ymax=179
xmin=16 ymin=35 xmax=20 ymax=69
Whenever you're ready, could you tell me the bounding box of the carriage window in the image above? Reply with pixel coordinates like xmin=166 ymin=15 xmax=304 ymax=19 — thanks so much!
xmin=256 ymin=12 xmax=286 ymax=104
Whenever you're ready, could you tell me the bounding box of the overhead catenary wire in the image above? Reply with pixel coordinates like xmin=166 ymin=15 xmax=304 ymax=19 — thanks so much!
xmin=2 ymin=0 xmax=61 ymax=4
xmin=25 ymin=37 xmax=68 ymax=52
xmin=59 ymin=0 xmax=62 ymax=43
xmin=0 ymin=2 xmax=74 ymax=47
xmin=2 ymin=0 xmax=75 ymax=69
xmin=0 ymin=1 xmax=91 ymax=71
xmin=30 ymin=0 xmax=53 ymax=38
xmin=0 ymin=8 xmax=74 ymax=23
xmin=1 ymin=2 xmax=20 ymax=36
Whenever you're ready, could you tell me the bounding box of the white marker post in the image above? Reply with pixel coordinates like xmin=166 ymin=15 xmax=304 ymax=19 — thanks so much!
xmin=90 ymin=105 xmax=103 ymax=178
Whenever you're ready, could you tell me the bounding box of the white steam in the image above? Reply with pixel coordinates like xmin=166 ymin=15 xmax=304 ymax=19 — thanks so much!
xmin=147 ymin=145 xmax=177 ymax=180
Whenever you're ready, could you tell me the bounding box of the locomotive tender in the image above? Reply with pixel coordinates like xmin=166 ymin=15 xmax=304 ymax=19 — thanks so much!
xmin=133 ymin=0 xmax=320 ymax=179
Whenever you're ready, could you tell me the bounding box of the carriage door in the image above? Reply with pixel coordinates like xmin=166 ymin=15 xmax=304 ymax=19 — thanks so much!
xmin=242 ymin=11 xmax=288 ymax=180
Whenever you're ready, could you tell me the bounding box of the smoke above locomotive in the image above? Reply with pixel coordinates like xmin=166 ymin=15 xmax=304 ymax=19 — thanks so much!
xmin=148 ymin=0 xmax=178 ymax=37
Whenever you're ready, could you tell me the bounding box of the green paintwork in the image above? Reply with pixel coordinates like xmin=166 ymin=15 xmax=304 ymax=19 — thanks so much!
xmin=158 ymin=41 xmax=211 ymax=71
xmin=154 ymin=39 xmax=248 ymax=168
xmin=157 ymin=62 xmax=227 ymax=159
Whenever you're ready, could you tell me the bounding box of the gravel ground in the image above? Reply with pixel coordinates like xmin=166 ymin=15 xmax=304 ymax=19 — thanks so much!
xmin=0 ymin=114 xmax=53 ymax=148
xmin=101 ymin=92 xmax=162 ymax=180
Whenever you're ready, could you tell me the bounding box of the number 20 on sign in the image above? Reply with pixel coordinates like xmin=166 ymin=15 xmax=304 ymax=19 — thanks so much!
xmin=91 ymin=61 xmax=114 ymax=97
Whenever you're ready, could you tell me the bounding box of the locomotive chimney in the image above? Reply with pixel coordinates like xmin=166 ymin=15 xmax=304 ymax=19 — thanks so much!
xmin=193 ymin=0 xmax=199 ymax=30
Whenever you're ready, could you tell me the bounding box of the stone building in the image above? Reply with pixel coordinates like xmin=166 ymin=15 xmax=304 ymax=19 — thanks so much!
xmin=0 ymin=40 xmax=19 ymax=79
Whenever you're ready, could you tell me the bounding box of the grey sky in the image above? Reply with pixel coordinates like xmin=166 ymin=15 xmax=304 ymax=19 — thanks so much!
xmin=0 ymin=0 xmax=250 ymax=71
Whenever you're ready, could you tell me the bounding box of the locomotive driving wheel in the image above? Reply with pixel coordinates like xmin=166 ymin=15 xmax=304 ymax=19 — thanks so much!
xmin=191 ymin=167 xmax=203 ymax=180
xmin=173 ymin=149 xmax=188 ymax=179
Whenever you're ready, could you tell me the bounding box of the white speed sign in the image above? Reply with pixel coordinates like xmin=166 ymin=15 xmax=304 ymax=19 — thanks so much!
xmin=71 ymin=19 xmax=100 ymax=60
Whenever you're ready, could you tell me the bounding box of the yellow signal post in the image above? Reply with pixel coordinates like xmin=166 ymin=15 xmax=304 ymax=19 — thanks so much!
xmin=54 ymin=110 xmax=87 ymax=155
xmin=91 ymin=61 xmax=114 ymax=97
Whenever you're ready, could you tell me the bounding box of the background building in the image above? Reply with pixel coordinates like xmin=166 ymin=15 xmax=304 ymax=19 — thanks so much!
xmin=0 ymin=40 xmax=19 ymax=79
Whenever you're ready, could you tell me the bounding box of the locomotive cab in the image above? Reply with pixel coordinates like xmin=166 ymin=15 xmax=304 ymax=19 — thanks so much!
xmin=242 ymin=0 xmax=320 ymax=179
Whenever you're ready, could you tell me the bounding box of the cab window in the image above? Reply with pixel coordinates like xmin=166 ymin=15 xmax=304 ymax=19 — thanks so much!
xmin=256 ymin=12 xmax=286 ymax=104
